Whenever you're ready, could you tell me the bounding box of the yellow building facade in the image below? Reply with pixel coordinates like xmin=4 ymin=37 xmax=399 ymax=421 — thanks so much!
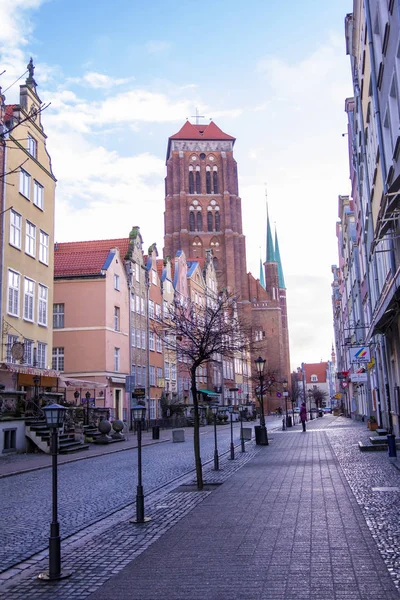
xmin=0 ymin=62 xmax=57 ymax=388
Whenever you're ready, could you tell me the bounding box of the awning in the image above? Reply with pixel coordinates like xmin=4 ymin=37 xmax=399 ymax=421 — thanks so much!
xmin=58 ymin=376 xmax=107 ymax=389
xmin=0 ymin=363 xmax=59 ymax=378
xmin=198 ymin=389 xmax=220 ymax=396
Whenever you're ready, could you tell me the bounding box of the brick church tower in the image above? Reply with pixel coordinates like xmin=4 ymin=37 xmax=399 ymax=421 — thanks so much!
xmin=163 ymin=120 xmax=291 ymax=404
xmin=163 ymin=120 xmax=248 ymax=300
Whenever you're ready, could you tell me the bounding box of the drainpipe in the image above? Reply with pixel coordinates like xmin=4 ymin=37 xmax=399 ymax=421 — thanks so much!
xmin=0 ymin=142 xmax=6 ymax=360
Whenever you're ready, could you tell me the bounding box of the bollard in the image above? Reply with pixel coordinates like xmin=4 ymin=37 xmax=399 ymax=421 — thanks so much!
xmin=387 ymin=434 xmax=397 ymax=459
xmin=282 ymin=417 xmax=286 ymax=431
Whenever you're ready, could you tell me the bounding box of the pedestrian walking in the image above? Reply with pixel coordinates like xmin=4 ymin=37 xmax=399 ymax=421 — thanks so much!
xmin=300 ymin=401 xmax=307 ymax=432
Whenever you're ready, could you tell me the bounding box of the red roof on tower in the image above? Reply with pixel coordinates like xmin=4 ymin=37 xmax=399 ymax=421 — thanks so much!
xmin=167 ymin=120 xmax=235 ymax=160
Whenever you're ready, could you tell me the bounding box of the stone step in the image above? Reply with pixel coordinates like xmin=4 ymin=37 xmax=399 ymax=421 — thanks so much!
xmin=376 ymin=428 xmax=388 ymax=436
xmin=59 ymin=443 xmax=90 ymax=455
xmin=359 ymin=439 xmax=400 ymax=452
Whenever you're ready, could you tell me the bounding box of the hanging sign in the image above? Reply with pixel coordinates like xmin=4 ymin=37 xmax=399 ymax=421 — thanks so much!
xmin=350 ymin=373 xmax=368 ymax=383
xmin=349 ymin=346 xmax=371 ymax=363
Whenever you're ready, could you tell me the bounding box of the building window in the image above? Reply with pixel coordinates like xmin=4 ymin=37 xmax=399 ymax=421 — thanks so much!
xmin=171 ymin=363 xmax=177 ymax=381
xmin=156 ymin=336 xmax=162 ymax=353
xmin=311 ymin=374 xmax=318 ymax=382
xmin=215 ymin=211 xmax=220 ymax=231
xmin=156 ymin=303 xmax=161 ymax=320
xmin=135 ymin=295 xmax=140 ymax=314
xmin=8 ymin=270 xmax=20 ymax=316
xmin=196 ymin=170 xmax=201 ymax=194
xmin=19 ymin=169 xmax=31 ymax=198
xmin=149 ymin=300 xmax=154 ymax=319
xmin=137 ymin=366 xmax=142 ymax=386
xmin=157 ymin=367 xmax=163 ymax=384
xmin=149 ymin=331 xmax=155 ymax=351
xmin=135 ymin=264 xmax=140 ymax=282
xmin=53 ymin=303 xmax=64 ymax=328
xmin=23 ymin=278 xmax=35 ymax=322
xmin=27 ymin=134 xmax=37 ymax=158
xmin=213 ymin=170 xmax=218 ymax=193
xmin=136 ymin=329 xmax=141 ymax=348
xmin=207 ymin=211 xmax=213 ymax=232
xmin=206 ymin=170 xmax=211 ymax=194
xmin=141 ymin=298 xmax=145 ymax=315
xmin=165 ymin=361 xmax=170 ymax=380
xmin=196 ymin=211 xmax=202 ymax=231
xmin=150 ymin=365 xmax=156 ymax=386
xmin=52 ymin=347 xmax=64 ymax=371
xmin=9 ymin=210 xmax=22 ymax=249
xmin=33 ymin=181 xmax=44 ymax=209
xmin=114 ymin=347 xmax=120 ymax=372
xmin=6 ymin=334 xmax=18 ymax=363
xmin=114 ymin=306 xmax=120 ymax=331
xmin=37 ymin=342 xmax=47 ymax=369
xmin=24 ymin=339 xmax=33 ymax=365
xmin=39 ymin=230 xmax=49 ymax=265
xmin=25 ymin=221 xmax=36 ymax=257
xmin=189 ymin=170 xmax=194 ymax=194
xmin=141 ymin=330 xmax=146 ymax=349
xmin=3 ymin=429 xmax=17 ymax=452
xmin=38 ymin=284 xmax=48 ymax=326
xmin=189 ymin=211 xmax=195 ymax=231
xmin=114 ymin=274 xmax=120 ymax=290
xmin=150 ymin=398 xmax=156 ymax=419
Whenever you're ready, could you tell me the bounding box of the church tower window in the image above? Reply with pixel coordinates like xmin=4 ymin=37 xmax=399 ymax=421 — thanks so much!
xmin=195 ymin=167 xmax=201 ymax=194
xmin=207 ymin=210 xmax=213 ymax=232
xmin=206 ymin=167 xmax=212 ymax=194
xmin=215 ymin=210 xmax=220 ymax=231
xmin=213 ymin=167 xmax=218 ymax=194
xmin=196 ymin=210 xmax=203 ymax=231
xmin=189 ymin=168 xmax=194 ymax=194
xmin=189 ymin=210 xmax=195 ymax=231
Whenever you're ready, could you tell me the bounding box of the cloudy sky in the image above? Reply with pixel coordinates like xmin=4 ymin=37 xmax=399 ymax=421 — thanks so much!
xmin=1 ymin=0 xmax=352 ymax=370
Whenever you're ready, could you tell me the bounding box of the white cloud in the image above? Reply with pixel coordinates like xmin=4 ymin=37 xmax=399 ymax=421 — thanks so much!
xmin=82 ymin=72 xmax=134 ymax=89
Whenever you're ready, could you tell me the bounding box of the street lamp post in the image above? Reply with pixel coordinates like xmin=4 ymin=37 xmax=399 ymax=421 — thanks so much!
xmin=283 ymin=380 xmax=291 ymax=428
xmin=85 ymin=391 xmax=91 ymax=426
xmin=38 ymin=404 xmax=71 ymax=581
xmin=228 ymin=404 xmax=235 ymax=460
xmin=130 ymin=404 xmax=150 ymax=524
xmin=308 ymin=390 xmax=314 ymax=420
xmin=212 ymin=405 xmax=219 ymax=470
xmin=254 ymin=356 xmax=268 ymax=445
xmin=239 ymin=405 xmax=246 ymax=452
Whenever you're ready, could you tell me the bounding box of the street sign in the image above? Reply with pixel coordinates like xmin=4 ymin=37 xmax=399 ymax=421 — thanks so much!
xmin=276 ymin=392 xmax=282 ymax=398
xmin=125 ymin=376 xmax=135 ymax=393
xmin=349 ymin=346 xmax=371 ymax=363
xmin=350 ymin=373 xmax=368 ymax=383
xmin=283 ymin=391 xmax=289 ymax=397
xmin=133 ymin=387 xmax=146 ymax=397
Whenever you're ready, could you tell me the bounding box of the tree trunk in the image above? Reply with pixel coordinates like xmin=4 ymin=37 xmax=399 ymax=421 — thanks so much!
xmin=191 ymin=367 xmax=203 ymax=490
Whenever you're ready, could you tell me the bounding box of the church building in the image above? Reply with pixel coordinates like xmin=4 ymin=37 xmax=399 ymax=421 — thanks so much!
xmin=163 ymin=120 xmax=291 ymax=407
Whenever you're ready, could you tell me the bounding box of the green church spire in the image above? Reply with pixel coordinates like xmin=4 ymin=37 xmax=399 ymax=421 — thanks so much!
xmin=274 ymin=227 xmax=286 ymax=289
xmin=266 ymin=204 xmax=275 ymax=263
xmin=259 ymin=258 xmax=266 ymax=289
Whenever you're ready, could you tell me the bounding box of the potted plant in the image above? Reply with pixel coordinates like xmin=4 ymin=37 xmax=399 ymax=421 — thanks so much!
xmin=367 ymin=415 xmax=378 ymax=431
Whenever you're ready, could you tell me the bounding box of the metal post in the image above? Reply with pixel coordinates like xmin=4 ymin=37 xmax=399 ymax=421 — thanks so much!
xmin=38 ymin=427 xmax=71 ymax=581
xmin=229 ymin=411 xmax=234 ymax=460
xmin=259 ymin=374 xmax=269 ymax=445
xmin=130 ymin=418 xmax=151 ymax=523
xmin=213 ymin=413 xmax=219 ymax=471
xmin=240 ymin=412 xmax=245 ymax=452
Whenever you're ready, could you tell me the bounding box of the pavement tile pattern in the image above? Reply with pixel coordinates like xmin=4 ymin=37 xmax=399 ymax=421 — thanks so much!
xmin=0 ymin=416 xmax=399 ymax=600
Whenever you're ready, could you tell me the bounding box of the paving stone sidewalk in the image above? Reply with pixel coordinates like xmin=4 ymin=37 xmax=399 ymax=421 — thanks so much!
xmin=1 ymin=417 xmax=399 ymax=600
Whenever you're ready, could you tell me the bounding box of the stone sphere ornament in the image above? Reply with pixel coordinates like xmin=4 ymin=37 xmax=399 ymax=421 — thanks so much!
xmin=98 ymin=419 xmax=112 ymax=435
xmin=112 ymin=419 xmax=124 ymax=433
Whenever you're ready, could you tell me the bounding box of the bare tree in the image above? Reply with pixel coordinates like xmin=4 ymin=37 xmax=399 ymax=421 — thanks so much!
xmin=309 ymin=386 xmax=328 ymax=411
xmin=155 ymin=290 xmax=251 ymax=489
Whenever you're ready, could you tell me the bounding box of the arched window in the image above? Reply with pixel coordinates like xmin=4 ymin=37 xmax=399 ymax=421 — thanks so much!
xmin=196 ymin=211 xmax=203 ymax=231
xmin=189 ymin=211 xmax=195 ymax=231
xmin=213 ymin=256 xmax=219 ymax=271
xmin=207 ymin=211 xmax=213 ymax=232
xmin=206 ymin=170 xmax=211 ymax=194
xmin=196 ymin=170 xmax=201 ymax=194
xmin=215 ymin=211 xmax=220 ymax=231
xmin=213 ymin=169 xmax=218 ymax=194
xmin=189 ymin=170 xmax=194 ymax=194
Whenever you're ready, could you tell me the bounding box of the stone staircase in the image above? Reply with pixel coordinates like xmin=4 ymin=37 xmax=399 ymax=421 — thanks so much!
xmin=25 ymin=418 xmax=89 ymax=454
xmin=358 ymin=428 xmax=400 ymax=452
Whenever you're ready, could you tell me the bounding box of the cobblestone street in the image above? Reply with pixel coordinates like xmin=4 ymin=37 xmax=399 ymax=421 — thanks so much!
xmin=0 ymin=416 xmax=399 ymax=599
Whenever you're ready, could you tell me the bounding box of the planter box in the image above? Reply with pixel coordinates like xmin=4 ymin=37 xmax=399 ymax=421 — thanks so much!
xmin=368 ymin=422 xmax=379 ymax=431
xmin=172 ymin=429 xmax=185 ymax=443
